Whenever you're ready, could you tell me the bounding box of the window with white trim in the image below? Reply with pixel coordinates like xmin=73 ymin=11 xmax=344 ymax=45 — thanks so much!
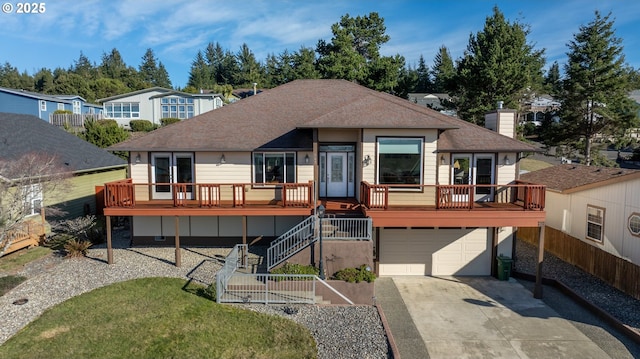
xmin=40 ymin=100 xmax=46 ymax=111
xmin=586 ymin=205 xmax=604 ymax=242
xmin=377 ymin=137 xmax=423 ymax=185
xmin=161 ymin=97 xmax=195 ymax=119
xmin=73 ymin=100 xmax=81 ymax=114
xmin=57 ymin=103 xmax=65 ymax=111
xmin=253 ymin=153 xmax=295 ymax=184
xmin=629 ymin=213 xmax=640 ymax=237
xmin=104 ymin=102 xmax=140 ymax=118
xmin=22 ymin=184 xmax=43 ymax=217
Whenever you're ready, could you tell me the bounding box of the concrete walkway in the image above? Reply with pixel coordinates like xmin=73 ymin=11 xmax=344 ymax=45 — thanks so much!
xmin=376 ymin=276 xmax=636 ymax=359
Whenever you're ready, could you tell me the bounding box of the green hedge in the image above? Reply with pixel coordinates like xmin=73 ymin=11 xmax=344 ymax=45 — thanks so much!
xmin=160 ymin=118 xmax=181 ymax=127
xmin=129 ymin=119 xmax=155 ymax=132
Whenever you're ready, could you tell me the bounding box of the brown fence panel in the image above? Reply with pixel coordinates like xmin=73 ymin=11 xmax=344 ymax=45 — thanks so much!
xmin=517 ymin=225 xmax=640 ymax=300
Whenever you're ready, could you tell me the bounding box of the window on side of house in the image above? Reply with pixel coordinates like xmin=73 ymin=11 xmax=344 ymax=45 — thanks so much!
xmin=161 ymin=97 xmax=195 ymax=119
xmin=586 ymin=205 xmax=605 ymax=242
xmin=22 ymin=184 xmax=43 ymax=217
xmin=377 ymin=137 xmax=423 ymax=186
xmin=105 ymin=102 xmax=140 ymax=118
xmin=40 ymin=100 xmax=46 ymax=111
xmin=57 ymin=103 xmax=65 ymax=111
xmin=253 ymin=153 xmax=295 ymax=184
xmin=629 ymin=213 xmax=640 ymax=237
xmin=73 ymin=100 xmax=81 ymax=114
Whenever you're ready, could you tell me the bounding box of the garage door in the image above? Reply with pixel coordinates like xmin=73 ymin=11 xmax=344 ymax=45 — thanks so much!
xmin=379 ymin=228 xmax=490 ymax=276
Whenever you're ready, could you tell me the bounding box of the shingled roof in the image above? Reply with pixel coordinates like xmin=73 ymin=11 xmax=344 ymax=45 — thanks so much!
xmin=109 ymin=79 xmax=538 ymax=153
xmin=0 ymin=113 xmax=126 ymax=178
xmin=519 ymin=163 xmax=640 ymax=193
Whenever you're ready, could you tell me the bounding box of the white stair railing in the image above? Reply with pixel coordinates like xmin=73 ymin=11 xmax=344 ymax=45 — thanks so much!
xmin=267 ymin=215 xmax=316 ymax=271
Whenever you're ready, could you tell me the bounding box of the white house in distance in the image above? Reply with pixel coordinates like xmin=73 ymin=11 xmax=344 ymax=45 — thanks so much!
xmin=97 ymin=87 xmax=224 ymax=128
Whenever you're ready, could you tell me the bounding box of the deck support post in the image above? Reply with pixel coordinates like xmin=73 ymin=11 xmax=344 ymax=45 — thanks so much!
xmin=106 ymin=215 xmax=113 ymax=265
xmin=491 ymin=227 xmax=499 ymax=277
xmin=174 ymin=216 xmax=181 ymax=267
xmin=242 ymin=216 xmax=247 ymax=245
xmin=534 ymin=222 xmax=545 ymax=299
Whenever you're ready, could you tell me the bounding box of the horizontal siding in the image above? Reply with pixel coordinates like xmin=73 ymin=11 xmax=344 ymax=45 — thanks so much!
xmin=49 ymin=168 xmax=126 ymax=220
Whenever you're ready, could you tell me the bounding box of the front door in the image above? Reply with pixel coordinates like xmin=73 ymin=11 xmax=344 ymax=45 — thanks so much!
xmin=319 ymin=149 xmax=355 ymax=197
xmin=151 ymin=153 xmax=194 ymax=200
xmin=450 ymin=154 xmax=494 ymax=202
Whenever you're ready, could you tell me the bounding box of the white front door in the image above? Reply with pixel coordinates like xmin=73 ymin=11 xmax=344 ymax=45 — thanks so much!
xmin=450 ymin=154 xmax=494 ymax=202
xmin=151 ymin=153 xmax=194 ymax=200
xmin=326 ymin=152 xmax=348 ymax=197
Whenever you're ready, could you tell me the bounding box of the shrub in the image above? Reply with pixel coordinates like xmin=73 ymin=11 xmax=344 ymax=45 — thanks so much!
xmin=63 ymin=238 xmax=92 ymax=258
xmin=53 ymin=109 xmax=73 ymax=115
xmin=97 ymin=119 xmax=119 ymax=127
xmin=129 ymin=119 xmax=155 ymax=132
xmin=160 ymin=118 xmax=181 ymax=127
xmin=46 ymin=215 xmax=104 ymax=249
xmin=333 ymin=264 xmax=376 ymax=283
xmin=271 ymin=262 xmax=319 ymax=277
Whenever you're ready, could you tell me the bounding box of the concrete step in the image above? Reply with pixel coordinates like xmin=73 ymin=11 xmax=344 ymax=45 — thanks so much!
xmin=315 ymin=295 xmax=331 ymax=305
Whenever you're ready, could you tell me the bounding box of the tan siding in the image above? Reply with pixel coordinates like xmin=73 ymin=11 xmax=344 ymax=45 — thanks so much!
xmin=196 ymin=152 xmax=252 ymax=183
xmin=318 ymin=128 xmax=359 ymax=142
xmin=49 ymin=168 xmax=126 ymax=219
xmin=497 ymin=152 xmax=517 ymax=184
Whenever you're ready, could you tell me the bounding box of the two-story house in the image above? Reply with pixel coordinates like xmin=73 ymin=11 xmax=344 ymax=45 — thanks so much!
xmin=97 ymin=87 xmax=224 ymax=128
xmin=0 ymin=86 xmax=102 ymax=122
xmin=103 ymin=80 xmax=545 ymax=281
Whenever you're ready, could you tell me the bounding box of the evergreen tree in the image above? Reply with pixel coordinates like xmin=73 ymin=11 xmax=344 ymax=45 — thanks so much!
xmin=544 ymin=61 xmax=562 ymax=97
xmin=453 ymin=6 xmax=545 ymax=124
xmin=235 ymin=43 xmax=264 ymax=87
xmin=396 ymin=65 xmax=418 ymax=99
xmin=431 ymin=45 xmax=456 ymax=93
xmin=316 ymin=12 xmax=404 ymax=91
xmin=138 ymin=48 xmax=172 ymax=88
xmin=292 ymin=46 xmax=320 ymax=80
xmin=33 ymin=68 xmax=55 ymax=93
xmin=71 ymin=52 xmax=96 ymax=79
xmin=187 ymin=51 xmax=212 ymax=90
xmin=555 ymin=11 xmax=639 ymax=165
xmin=415 ymin=55 xmax=431 ymax=92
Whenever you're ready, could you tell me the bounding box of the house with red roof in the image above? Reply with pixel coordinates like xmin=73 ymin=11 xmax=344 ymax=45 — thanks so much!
xmin=103 ymin=80 xmax=546 ymax=279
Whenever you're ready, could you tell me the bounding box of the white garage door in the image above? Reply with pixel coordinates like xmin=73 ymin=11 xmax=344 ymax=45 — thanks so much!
xmin=379 ymin=228 xmax=490 ymax=276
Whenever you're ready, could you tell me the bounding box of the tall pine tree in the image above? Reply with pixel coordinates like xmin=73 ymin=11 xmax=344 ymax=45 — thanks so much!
xmin=555 ymin=11 xmax=638 ymax=166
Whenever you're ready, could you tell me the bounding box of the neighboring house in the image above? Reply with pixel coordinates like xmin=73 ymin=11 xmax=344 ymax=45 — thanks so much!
xmin=407 ymin=93 xmax=456 ymax=117
xmin=0 ymin=113 xmax=127 ymax=254
xmin=104 ymin=80 xmax=545 ymax=279
xmin=519 ymin=164 xmax=640 ymax=264
xmin=97 ymin=87 xmax=224 ymax=128
xmin=521 ymin=95 xmax=561 ymax=125
xmin=0 ymin=86 xmax=102 ymax=122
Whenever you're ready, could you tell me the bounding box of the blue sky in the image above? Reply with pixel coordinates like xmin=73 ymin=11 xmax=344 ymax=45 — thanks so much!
xmin=1 ymin=0 xmax=639 ymax=89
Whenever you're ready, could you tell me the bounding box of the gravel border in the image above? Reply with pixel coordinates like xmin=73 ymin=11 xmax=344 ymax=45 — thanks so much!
xmin=514 ymin=238 xmax=640 ymax=335
xmin=0 ymin=232 xmax=390 ymax=358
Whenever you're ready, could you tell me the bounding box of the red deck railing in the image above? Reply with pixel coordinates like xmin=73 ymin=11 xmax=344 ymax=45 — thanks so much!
xmin=360 ymin=181 xmax=545 ymax=211
xmin=104 ymin=180 xmax=315 ymax=209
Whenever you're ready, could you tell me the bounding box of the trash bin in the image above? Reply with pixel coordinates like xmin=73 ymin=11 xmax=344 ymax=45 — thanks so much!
xmin=496 ymin=255 xmax=513 ymax=280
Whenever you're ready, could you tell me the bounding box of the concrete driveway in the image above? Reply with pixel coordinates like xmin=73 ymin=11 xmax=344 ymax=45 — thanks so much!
xmin=376 ymin=276 xmax=614 ymax=359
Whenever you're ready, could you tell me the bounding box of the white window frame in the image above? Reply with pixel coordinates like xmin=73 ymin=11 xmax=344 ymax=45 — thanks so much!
xmin=161 ymin=97 xmax=195 ymax=119
xmin=23 ymin=184 xmax=43 ymax=217
xmin=376 ymin=137 xmax=424 ymax=188
xmin=57 ymin=103 xmax=65 ymax=111
xmin=73 ymin=100 xmax=81 ymax=114
xmin=39 ymin=100 xmax=46 ymax=111
xmin=628 ymin=213 xmax=640 ymax=237
xmin=586 ymin=205 xmax=605 ymax=243
xmin=104 ymin=102 xmax=140 ymax=119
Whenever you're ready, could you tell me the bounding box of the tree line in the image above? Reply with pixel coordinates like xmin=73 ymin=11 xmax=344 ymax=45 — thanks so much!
xmin=1 ymin=8 xmax=638 ymax=165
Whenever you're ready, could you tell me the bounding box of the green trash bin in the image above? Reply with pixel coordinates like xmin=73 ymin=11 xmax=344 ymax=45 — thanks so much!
xmin=497 ymin=255 xmax=513 ymax=280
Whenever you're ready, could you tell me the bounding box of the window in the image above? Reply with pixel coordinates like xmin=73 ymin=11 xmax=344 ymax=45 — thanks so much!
xmin=57 ymin=103 xmax=65 ymax=111
xmin=104 ymin=102 xmax=140 ymax=118
xmin=161 ymin=97 xmax=195 ymax=119
xmin=629 ymin=213 xmax=640 ymax=237
xmin=22 ymin=184 xmax=43 ymax=217
xmin=586 ymin=205 xmax=604 ymax=242
xmin=40 ymin=100 xmax=46 ymax=111
xmin=377 ymin=138 xmax=423 ymax=185
xmin=253 ymin=153 xmax=295 ymax=184
xmin=73 ymin=100 xmax=81 ymax=114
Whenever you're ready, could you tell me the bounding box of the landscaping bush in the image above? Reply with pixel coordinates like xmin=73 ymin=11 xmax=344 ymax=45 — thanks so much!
xmin=129 ymin=119 xmax=155 ymax=132
xmin=160 ymin=118 xmax=181 ymax=127
xmin=46 ymin=215 xmax=103 ymax=252
xmin=97 ymin=119 xmax=119 ymax=127
xmin=333 ymin=264 xmax=376 ymax=283
xmin=53 ymin=109 xmax=73 ymax=115
xmin=271 ymin=262 xmax=319 ymax=277
xmin=63 ymin=238 xmax=92 ymax=258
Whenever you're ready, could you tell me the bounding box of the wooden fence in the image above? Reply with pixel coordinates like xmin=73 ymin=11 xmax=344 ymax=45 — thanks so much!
xmin=518 ymin=226 xmax=640 ymax=300
xmin=49 ymin=113 xmax=103 ymax=129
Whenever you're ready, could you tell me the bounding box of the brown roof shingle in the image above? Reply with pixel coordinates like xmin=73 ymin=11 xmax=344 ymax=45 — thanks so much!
xmin=109 ymin=79 xmax=537 ymax=153
xmin=519 ymin=164 xmax=640 ymax=193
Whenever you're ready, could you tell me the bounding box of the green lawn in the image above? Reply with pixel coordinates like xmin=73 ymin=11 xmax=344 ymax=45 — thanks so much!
xmin=520 ymin=157 xmax=554 ymax=172
xmin=0 ymin=278 xmax=317 ymax=359
xmin=0 ymin=246 xmax=52 ymax=273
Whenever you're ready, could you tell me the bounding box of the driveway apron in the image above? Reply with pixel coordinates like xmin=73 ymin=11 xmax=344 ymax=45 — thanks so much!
xmin=380 ymin=276 xmax=612 ymax=359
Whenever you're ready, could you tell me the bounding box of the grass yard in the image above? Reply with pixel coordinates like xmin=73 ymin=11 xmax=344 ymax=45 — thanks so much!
xmin=0 ymin=246 xmax=51 ymax=273
xmin=520 ymin=157 xmax=554 ymax=172
xmin=0 ymin=277 xmax=317 ymax=359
